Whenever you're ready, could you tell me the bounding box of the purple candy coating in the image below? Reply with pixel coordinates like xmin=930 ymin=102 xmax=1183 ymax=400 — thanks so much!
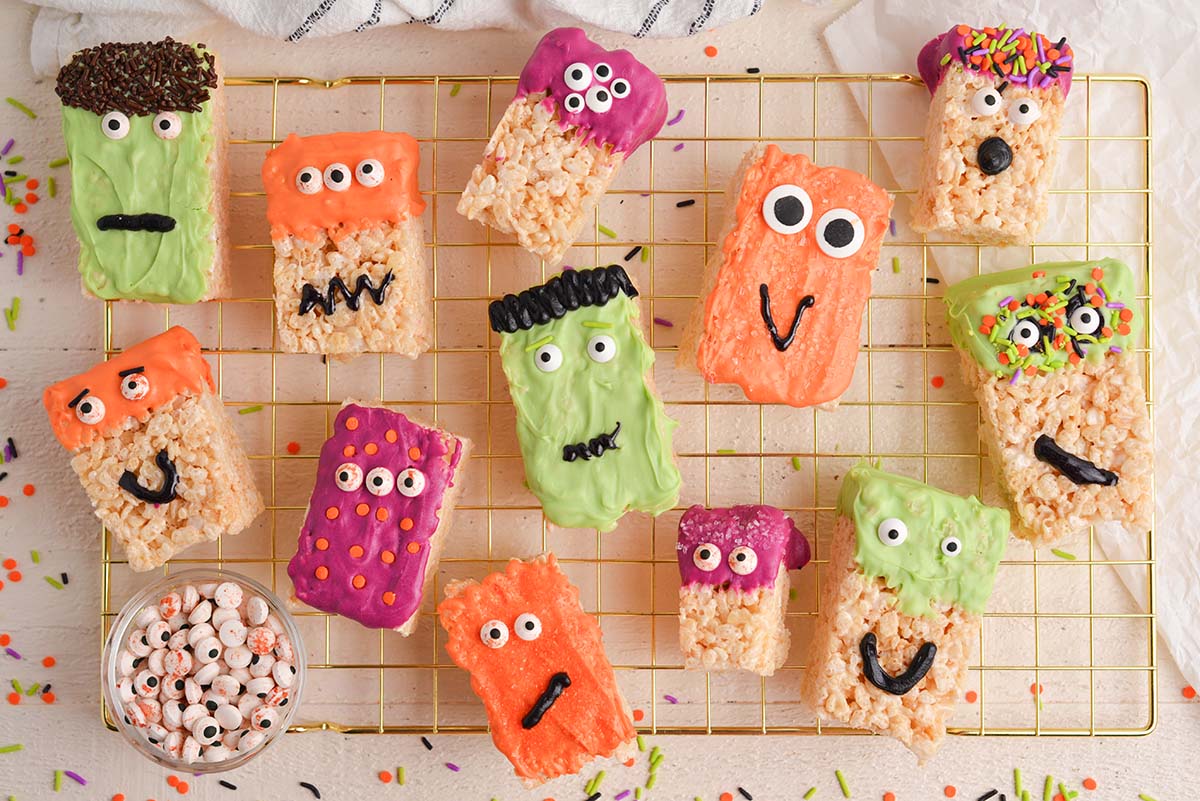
xmin=677 ymin=505 xmax=810 ymax=592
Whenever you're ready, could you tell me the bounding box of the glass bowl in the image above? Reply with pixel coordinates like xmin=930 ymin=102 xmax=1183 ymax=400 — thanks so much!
xmin=102 ymin=568 xmax=306 ymax=773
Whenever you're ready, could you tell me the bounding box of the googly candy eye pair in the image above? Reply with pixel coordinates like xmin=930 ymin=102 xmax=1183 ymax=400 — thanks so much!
xmin=760 ymin=184 xmax=868 ymax=258
xmin=99 ymin=111 xmax=183 ymax=140
xmin=969 ymin=87 xmax=1042 ymax=126
xmin=479 ymin=613 xmax=543 ymax=648
xmin=532 ymin=334 xmax=617 ymax=373
xmin=72 ymin=371 xmax=151 ymax=426
xmin=295 ymin=159 xmax=385 ymax=194
xmin=691 ymin=543 xmax=759 ymax=575
xmin=876 ymin=517 xmax=962 ymax=557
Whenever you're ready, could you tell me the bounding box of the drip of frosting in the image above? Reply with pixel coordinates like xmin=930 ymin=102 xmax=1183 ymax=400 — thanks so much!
xmin=516 ymin=27 xmax=667 ymax=155
xmin=917 ymin=24 xmax=1073 ymax=97
xmin=676 ymin=505 xmax=810 ymax=592
xmin=43 ymin=326 xmax=214 ymax=451
xmin=262 ymin=131 xmax=425 ymax=242
xmin=839 ymin=463 xmax=1009 ymax=617
xmin=287 ymin=403 xmax=463 ymax=631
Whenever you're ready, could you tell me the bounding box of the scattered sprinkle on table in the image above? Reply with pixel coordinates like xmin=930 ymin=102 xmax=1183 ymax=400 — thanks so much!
xmin=633 ymin=709 xmax=645 ymax=723
xmin=672 ymin=143 xmax=685 ymax=152
xmin=653 ymin=317 xmax=673 ymax=328
xmin=978 ymin=791 xmax=998 ymax=801
xmin=663 ymin=694 xmax=678 ymax=704
xmin=666 ymin=109 xmax=686 ymax=126
xmin=641 ymin=246 xmax=649 ymax=262
xmin=616 ymin=791 xmax=632 ymax=801
xmin=1138 ymin=795 xmax=1157 ymax=801
xmin=421 ymin=735 xmax=433 ymax=750
xmin=378 ymin=770 xmax=392 ymax=783
xmin=299 ymin=781 xmax=321 ymax=798
xmin=21 ymin=483 xmax=33 ymax=496
xmin=1043 ymin=776 xmax=1054 ymax=801
xmin=676 ymin=198 xmax=696 ymax=208
xmin=5 ymin=98 xmax=36 ymax=119
xmin=1051 ymin=549 xmax=1076 ymax=561
xmin=450 ymin=83 xmax=462 ymax=97
xmin=445 ymin=762 xmax=460 ymax=772
xmin=176 ymin=780 xmax=190 ymax=794
xmin=720 ymin=794 xmax=733 ymax=801
xmin=5 ymin=297 xmax=21 ymax=331
xmin=746 ymin=67 xmax=761 ymax=74
xmin=286 ymin=441 xmax=301 ymax=454
xmin=965 ymin=690 xmax=978 ymax=703
xmin=44 ymin=576 xmax=64 ymax=590
xmin=597 ymin=224 xmax=617 ymax=239
xmin=0 ymin=744 xmax=22 ymax=754
xmin=586 ymin=794 xmax=601 ymax=801
xmin=892 ymin=257 xmax=901 ymax=273
xmin=218 ymin=780 xmax=237 ymax=790
xmin=624 ymin=246 xmax=642 ymax=261
xmin=4 ymin=646 xmax=19 ymax=659
xmin=931 ymin=375 xmax=945 ymax=389
xmin=63 ymin=770 xmax=86 ymax=786
xmin=926 ymin=277 xmax=941 ymax=284
xmin=945 ymin=786 xmax=957 ymax=798
xmin=54 ymin=769 xmax=63 ymax=791
xmin=1183 ymin=685 xmax=1196 ymax=699
xmin=1030 ymin=683 xmax=1043 ymax=695
xmin=704 ymin=45 xmax=718 ymax=57
xmin=716 ymin=448 xmax=735 ymax=454
xmin=1081 ymin=779 xmax=1096 ymax=791
xmin=884 ymin=793 xmax=896 ymax=801
xmin=835 ymin=770 xmax=850 ymax=798
xmin=889 ymin=218 xmax=896 ymax=236
xmin=238 ymin=404 xmax=263 ymax=415
xmin=49 ymin=157 xmax=69 ymax=168
xmin=737 ymin=788 xmax=753 ymax=800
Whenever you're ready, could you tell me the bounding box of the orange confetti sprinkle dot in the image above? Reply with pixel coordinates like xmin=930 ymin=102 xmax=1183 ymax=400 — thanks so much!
xmin=382 ymin=592 xmax=396 ymax=606
xmin=14 ymin=203 xmax=27 ymax=214
xmin=22 ymin=484 xmax=34 ymax=496
xmin=380 ymin=550 xmax=395 ymax=564
xmin=25 ymin=178 xmax=38 ymax=190
xmin=385 ymin=429 xmax=398 ymax=443
xmin=721 ymin=794 xmax=734 ymax=801
xmin=1054 ymin=795 xmax=1066 ymax=801
xmin=1082 ymin=778 xmax=1097 ymax=791
xmin=42 ymin=656 xmax=56 ymax=667
xmin=1031 ymin=270 xmax=1046 ymax=278
xmin=408 ymin=446 xmax=422 ymax=461
xmin=0 ymin=496 xmax=8 ymax=508
xmin=176 ymin=780 xmax=189 ymax=794
xmin=314 ymin=566 xmax=329 ymax=581
xmin=364 ymin=442 xmax=379 ymax=455
xmin=315 ymin=536 xmax=330 ymax=550
xmin=0 ymin=377 xmax=6 ymax=388
xmin=884 ymin=793 xmax=897 ymax=801
xmin=356 ymin=502 xmax=370 ymax=516
xmin=0 ymin=634 xmax=9 ymax=646
xmin=406 ymin=541 xmax=421 ymax=554
xmin=965 ymin=690 xmax=978 ymax=703
xmin=944 ymin=786 xmax=957 ymax=798
xmin=931 ymin=375 xmax=945 ymax=389
xmin=112 ymin=794 xmax=126 ymax=801
xmin=1091 ymin=267 xmax=1104 ymax=280
xmin=1119 ymin=308 xmax=1134 ymax=322
xmin=342 ymin=444 xmax=356 ymax=457
xmin=1183 ymin=685 xmax=1196 ymax=699
xmin=345 ymin=416 xmax=359 ymax=431
xmin=623 ymin=758 xmax=635 ymax=768
xmin=378 ymin=771 xmax=393 ymax=783
xmin=1031 ymin=682 xmax=1044 ymax=695
xmin=704 ymin=45 xmax=718 ymax=57
xmin=375 ymin=507 xmax=389 ymax=522
xmin=348 ymin=544 xmax=365 ymax=559
xmin=352 ymin=575 xmax=367 ymax=590
xmin=2 ymin=558 xmax=14 ymax=570
xmin=24 ymin=193 xmax=38 ymax=204
xmin=6 ymin=692 xmax=19 ymax=705
xmin=7 ymin=571 xmax=21 ymax=582
xmin=325 ymin=507 xmax=339 ymax=521
xmin=632 ymin=708 xmax=645 ymax=722
xmin=167 ymin=776 xmax=179 ymax=788
xmin=400 ymin=517 xmax=414 ymax=531
xmin=286 ymin=441 xmax=301 ymax=454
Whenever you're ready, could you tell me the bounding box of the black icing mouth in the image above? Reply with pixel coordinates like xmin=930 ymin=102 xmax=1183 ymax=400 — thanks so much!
xmin=562 ymin=421 xmax=621 ymax=463
xmin=96 ymin=213 xmax=177 ymax=233
xmin=1033 ymin=434 xmax=1118 ymax=486
xmin=299 ymin=271 xmax=394 ymax=316
xmin=119 ymin=449 xmax=180 ymax=505
xmin=522 ymin=671 xmax=571 ymax=729
xmin=759 ymin=283 xmax=815 ymax=352
xmin=860 ymin=632 xmax=937 ymax=696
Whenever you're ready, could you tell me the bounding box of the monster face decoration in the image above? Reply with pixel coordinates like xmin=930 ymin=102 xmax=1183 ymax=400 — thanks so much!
xmin=287 ymin=403 xmax=468 ymax=633
xmin=43 ymin=327 xmax=263 ymax=571
xmin=488 ymin=265 xmax=681 ymax=531
xmin=262 ymin=131 xmax=430 ymax=357
xmin=912 ymin=24 xmax=1074 ymax=244
xmin=438 ymin=555 xmax=637 ymax=785
xmin=801 ymin=464 xmax=1008 ymax=760
xmin=676 ymin=505 xmax=811 ymax=676
xmin=55 ymin=38 xmax=228 ymax=303
xmin=945 ymin=258 xmax=1152 ymax=545
xmin=679 ymin=145 xmax=892 ymax=407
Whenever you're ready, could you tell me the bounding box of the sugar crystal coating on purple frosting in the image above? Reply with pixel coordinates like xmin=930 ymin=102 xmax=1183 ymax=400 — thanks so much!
xmin=676 ymin=505 xmax=811 ymax=592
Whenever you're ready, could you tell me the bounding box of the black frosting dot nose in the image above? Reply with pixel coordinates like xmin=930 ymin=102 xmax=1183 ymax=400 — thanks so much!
xmin=977 ymin=136 xmax=1013 ymax=175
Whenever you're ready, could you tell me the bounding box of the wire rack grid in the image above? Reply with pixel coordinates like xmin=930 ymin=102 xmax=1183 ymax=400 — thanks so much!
xmin=98 ymin=71 xmax=1154 ymax=738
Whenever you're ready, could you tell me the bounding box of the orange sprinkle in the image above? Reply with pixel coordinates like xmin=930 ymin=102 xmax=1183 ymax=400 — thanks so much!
xmin=1085 ymin=282 xmax=1096 ymax=294
xmin=22 ymin=484 xmax=34 ymax=496
xmin=315 ymin=537 xmax=330 ymax=550
xmin=364 ymin=442 xmax=379 ymax=455
xmin=406 ymin=541 xmax=421 ymax=554
xmin=286 ymin=441 xmax=301 ymax=454
xmin=352 ymin=575 xmax=366 ymax=590
xmin=1090 ymin=295 xmax=1103 ymax=308
xmin=325 ymin=507 xmax=339 ymax=521
xmin=176 ymin=781 xmax=189 ymax=794
xmin=356 ymin=502 xmax=370 ymax=516
xmin=0 ymin=377 xmax=6 ymax=388
xmin=623 ymin=759 xmax=636 ymax=768
xmin=382 ymin=592 xmax=396 ymax=606
xmin=944 ymin=786 xmax=957 ymax=798
xmin=6 ymin=692 xmax=19 ymax=705
xmin=24 ymin=193 xmax=38 ymax=204
xmin=978 ymin=324 xmax=992 ymax=335
xmin=1024 ymin=366 xmax=1037 ymax=377
xmin=25 ymin=178 xmax=38 ymax=190
xmin=1030 ymin=682 xmax=1043 ymax=695
xmin=1117 ymin=323 xmax=1131 ymax=336
xmin=965 ymin=690 xmax=978 ymax=703
xmin=0 ymin=634 xmax=9 ymax=646
xmin=0 ymin=496 xmax=8 ymax=508
xmin=1008 ymin=300 xmax=1021 ymax=311
xmin=998 ymin=353 xmax=1010 ymax=365
xmin=632 ymin=708 xmax=645 ymax=722
xmin=385 ymin=429 xmax=398 ymax=443
xmin=314 ymin=566 xmax=329 ymax=581
xmin=14 ymin=203 xmax=27 ymax=214
xmin=1183 ymin=685 xmax=1196 ymax=699
xmin=167 ymin=776 xmax=179 ymax=788
xmin=345 ymin=416 xmax=360 ymax=431
xmin=1119 ymin=308 xmax=1134 ymax=322
xmin=1054 ymin=795 xmax=1065 ymax=801
xmin=2 ymin=558 xmax=14 ymax=570
xmin=1069 ymin=352 xmax=1081 ymax=365
xmin=7 ymin=571 xmax=21 ymax=583
xmin=6 ymin=224 xmax=17 ymax=234
xmin=721 ymin=794 xmax=734 ymax=801
xmin=1025 ymin=294 xmax=1036 ymax=306
xmin=400 ymin=517 xmax=414 ymax=531
xmin=378 ymin=771 xmax=393 ymax=784
xmin=349 ymin=544 xmax=365 ymax=559
xmin=408 ymin=446 xmax=422 ymax=461
xmin=1101 ymin=326 xmax=1113 ymax=338
xmin=704 ymin=45 xmax=718 ymax=57
xmin=956 ymin=24 xmax=970 ymax=34
xmin=931 ymin=375 xmax=945 ymax=389
xmin=1091 ymin=267 xmax=1105 ymax=280
xmin=1032 ymin=270 xmax=1046 ymax=278
xmin=43 ymin=655 xmax=56 ymax=668
xmin=982 ymin=315 xmax=996 ymax=326
xmin=113 ymin=795 xmax=126 ymax=801
xmin=375 ymin=507 xmax=389 ymax=522
xmin=380 ymin=550 xmax=395 ymax=564
xmin=884 ymin=794 xmax=897 ymax=801
xmin=21 ymin=244 xmax=34 ymax=257
xmin=1082 ymin=778 xmax=1097 ymax=791
xmin=342 ymin=444 xmax=356 ymax=457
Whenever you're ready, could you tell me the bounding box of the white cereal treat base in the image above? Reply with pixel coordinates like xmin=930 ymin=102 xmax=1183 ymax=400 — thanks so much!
xmin=678 ymin=562 xmax=791 ymax=676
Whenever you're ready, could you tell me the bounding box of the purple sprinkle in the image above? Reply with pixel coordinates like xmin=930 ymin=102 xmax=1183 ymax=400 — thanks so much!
xmin=63 ymin=771 xmax=87 ymax=786
xmin=4 ymin=648 xmax=21 ymax=660
xmin=999 ymin=296 xmax=1014 ymax=308
xmin=16 ymin=251 xmax=23 ymax=276
xmin=1037 ymin=35 xmax=1045 ymax=62
xmin=1109 ymin=346 xmax=1123 ymax=353
xmin=672 ymin=143 xmax=685 ymax=152
xmin=663 ymin=694 xmax=679 ymax=704
xmin=616 ymin=792 xmax=632 ymax=801
xmin=1106 ymin=302 xmax=1125 ymax=309
xmin=666 ymin=109 xmax=686 ymax=126
xmin=1055 ymin=55 xmax=1072 ymax=65
xmin=1097 ymin=286 xmax=1107 ymax=300
xmin=888 ymin=218 xmax=896 ymax=236
xmin=0 ymin=139 xmax=12 ymax=157
xmin=639 ymin=193 xmax=651 ymax=197
xmin=445 ymin=763 xmax=460 ymax=772
xmin=1009 ymin=371 xmax=1020 ymax=385
xmin=1010 ymin=28 xmax=1026 ymax=42
xmin=653 ymin=316 xmax=673 ymax=328
xmin=562 ymin=265 xmax=574 ymax=271
xmin=1040 ymin=75 xmax=1053 ymax=89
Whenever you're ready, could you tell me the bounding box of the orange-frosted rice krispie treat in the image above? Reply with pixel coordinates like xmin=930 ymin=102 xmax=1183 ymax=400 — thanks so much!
xmin=912 ymin=24 xmax=1074 ymax=244
xmin=458 ymin=28 xmax=666 ymax=264
xmin=801 ymin=464 xmax=1008 ymax=761
xmin=43 ymin=327 xmax=263 ymax=571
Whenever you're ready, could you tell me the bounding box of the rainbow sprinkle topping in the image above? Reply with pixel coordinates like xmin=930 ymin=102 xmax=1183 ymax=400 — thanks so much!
xmin=920 ymin=24 xmax=1073 ymax=96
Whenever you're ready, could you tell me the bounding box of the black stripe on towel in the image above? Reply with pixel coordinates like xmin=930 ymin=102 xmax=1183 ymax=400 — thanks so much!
xmin=636 ymin=0 xmax=674 ymax=38
xmin=688 ymin=0 xmax=717 ymax=34
xmin=287 ymin=0 xmax=340 ymax=41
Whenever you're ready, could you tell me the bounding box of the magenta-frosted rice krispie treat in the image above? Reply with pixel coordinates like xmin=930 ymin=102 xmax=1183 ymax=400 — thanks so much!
xmin=458 ymin=28 xmax=667 ymax=263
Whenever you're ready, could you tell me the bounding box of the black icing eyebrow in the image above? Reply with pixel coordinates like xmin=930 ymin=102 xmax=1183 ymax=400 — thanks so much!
xmin=67 ymin=388 xmax=90 ymax=408
xmin=118 ymin=366 xmax=145 ymax=377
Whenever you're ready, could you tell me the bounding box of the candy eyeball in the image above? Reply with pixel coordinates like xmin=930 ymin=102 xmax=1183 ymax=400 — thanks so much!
xmin=1009 ymin=319 xmax=1043 ymax=349
xmin=514 ymin=613 xmax=542 ymax=641
xmin=323 ymin=163 xmax=352 ymax=192
xmin=585 ymin=84 xmax=613 ymax=113
xmin=296 ymin=166 xmax=323 ymax=194
xmin=877 ymin=517 xmax=908 ymax=547
xmin=1069 ymin=305 xmax=1103 ymax=336
xmin=816 ymin=208 xmax=866 ymax=259
xmin=397 ymin=467 xmax=426 ymax=498
xmin=970 ymin=86 xmax=1003 ymax=117
xmin=563 ymin=93 xmax=585 ymax=114
xmin=593 ymin=62 xmax=613 ymax=82
xmin=480 ymin=619 xmax=509 ymax=648
xmin=365 ymin=466 xmax=395 ymax=496
xmin=610 ymin=78 xmax=631 ymax=99
xmin=564 ymin=62 xmax=592 ymax=90
xmin=355 ymin=158 xmax=385 ymax=187
xmin=586 ymin=334 xmax=617 ymax=363
xmin=728 ymin=546 xmax=758 ymax=575
xmin=153 ymin=111 xmax=182 ymax=139
xmin=692 ymin=543 xmax=721 ymax=572
xmin=101 ymin=111 xmax=130 ymax=139
xmin=75 ymin=395 xmax=106 ymax=425
xmin=1008 ymin=97 xmax=1041 ymax=126
xmin=762 ymin=184 xmax=813 ymax=235
xmin=334 ymin=462 xmax=363 ymax=492
xmin=940 ymin=536 xmax=963 ymax=557
xmin=533 ymin=342 xmax=563 ymax=372
xmin=119 ymin=372 xmax=150 ymax=400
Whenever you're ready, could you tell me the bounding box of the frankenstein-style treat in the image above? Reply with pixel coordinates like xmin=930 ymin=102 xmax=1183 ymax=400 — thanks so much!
xmin=262 ymin=132 xmax=430 ymax=358
xmin=489 ymin=265 xmax=680 ymax=531
xmin=55 ymin=38 xmax=229 ymax=303
xmin=945 ymin=259 xmax=1151 ymax=545
xmin=913 ymin=24 xmax=1074 ymax=244
xmin=801 ymin=464 xmax=1008 ymax=761
xmin=287 ymin=402 xmax=469 ymax=633
xmin=676 ymin=505 xmax=811 ymax=676
xmin=459 ymin=28 xmax=667 ymax=263
xmin=678 ymin=145 xmax=892 ymax=407
xmin=439 ymin=554 xmax=636 ymax=786
xmin=43 ymin=327 xmax=263 ymax=571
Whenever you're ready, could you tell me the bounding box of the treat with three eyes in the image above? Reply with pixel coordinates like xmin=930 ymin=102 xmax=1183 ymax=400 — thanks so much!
xmin=945 ymin=258 xmax=1150 ymax=545
xmin=801 ymin=464 xmax=1008 ymax=761
xmin=438 ymin=554 xmax=636 ymax=786
xmin=677 ymin=505 xmax=811 ymax=676
xmin=912 ymin=24 xmax=1074 ymax=244
xmin=42 ymin=327 xmax=263 ymax=571
xmin=287 ymin=402 xmax=469 ymax=633
xmin=55 ymin=38 xmax=229 ymax=302
xmin=678 ymin=144 xmax=892 ymax=407
xmin=459 ymin=27 xmax=667 ymax=263
xmin=262 ymin=131 xmax=429 ymax=358
xmin=489 ymin=265 xmax=680 ymax=531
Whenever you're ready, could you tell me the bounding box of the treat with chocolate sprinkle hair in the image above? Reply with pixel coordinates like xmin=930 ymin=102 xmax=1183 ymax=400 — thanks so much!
xmin=55 ymin=38 xmax=217 ymax=116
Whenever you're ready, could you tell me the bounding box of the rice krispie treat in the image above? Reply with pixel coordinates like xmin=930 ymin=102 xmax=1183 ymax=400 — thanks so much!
xmin=43 ymin=327 xmax=263 ymax=571
xmin=287 ymin=402 xmax=469 ymax=633
xmin=55 ymin=38 xmax=229 ymax=303
xmin=439 ymin=554 xmax=636 ymax=786
xmin=459 ymin=28 xmax=667 ymax=264
xmin=801 ymin=464 xmax=1009 ymax=761
xmin=678 ymin=144 xmax=891 ymax=407
xmin=912 ymin=24 xmax=1074 ymax=244
xmin=945 ymin=259 xmax=1150 ymax=545
xmin=262 ymin=131 xmax=428 ymax=358
xmin=677 ymin=505 xmax=811 ymax=676
xmin=489 ymin=265 xmax=680 ymax=531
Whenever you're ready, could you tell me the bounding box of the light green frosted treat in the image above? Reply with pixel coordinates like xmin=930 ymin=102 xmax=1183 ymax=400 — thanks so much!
xmin=839 ymin=463 xmax=1009 ymax=617
xmin=489 ymin=266 xmax=681 ymax=532
xmin=55 ymin=38 xmax=220 ymax=303
xmin=945 ymin=258 xmax=1138 ymax=379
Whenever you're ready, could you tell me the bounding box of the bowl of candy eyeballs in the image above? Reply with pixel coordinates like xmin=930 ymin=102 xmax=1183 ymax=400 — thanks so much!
xmin=102 ymin=569 xmax=306 ymax=772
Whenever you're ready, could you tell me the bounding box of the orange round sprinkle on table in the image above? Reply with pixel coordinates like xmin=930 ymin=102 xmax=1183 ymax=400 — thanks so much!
xmin=345 ymin=416 xmax=359 ymax=431
xmin=6 ymin=692 xmax=19 ymax=705
xmin=623 ymin=758 xmax=635 ymax=767
xmin=632 ymin=708 xmax=645 ymax=722
xmin=41 ymin=691 xmax=55 ymax=704
xmin=364 ymin=442 xmax=379 ymax=455
xmin=314 ymin=566 xmax=329 ymax=581
xmin=167 ymin=776 xmax=179 ymax=788
xmin=24 ymin=193 xmax=38 ymax=204
xmin=931 ymin=375 xmax=945 ymax=389
xmin=408 ymin=446 xmax=421 ymax=460
xmin=25 ymin=178 xmax=38 ymax=190
xmin=112 ymin=795 xmax=125 ymax=801
xmin=349 ymin=545 xmax=365 ymax=559
xmin=375 ymin=507 xmax=389 ymax=522
xmin=720 ymin=794 xmax=733 ymax=801
xmin=884 ymin=793 xmax=896 ymax=801
xmin=385 ymin=429 xmax=398 ymax=443
xmin=0 ymin=377 xmax=6 ymax=388
xmin=352 ymin=575 xmax=367 ymax=589
xmin=325 ymin=507 xmax=339 ymax=521
xmin=7 ymin=571 xmax=20 ymax=582
xmin=342 ymin=444 xmax=356 ymax=457
xmin=380 ymin=550 xmax=395 ymax=564
xmin=965 ymin=690 xmax=978 ymax=703
xmin=22 ymin=484 xmax=33 ymax=496
xmin=356 ymin=503 xmax=370 ymax=516
xmin=2 ymin=558 xmax=14 ymax=570
xmin=286 ymin=441 xmax=301 ymax=455
xmin=1031 ymin=682 xmax=1043 ymax=695
xmin=1183 ymin=685 xmax=1197 ymax=699
xmin=0 ymin=633 xmax=9 ymax=646
xmin=378 ymin=771 xmax=393 ymax=784
xmin=0 ymin=496 xmax=8 ymax=508
xmin=1082 ymin=778 xmax=1097 ymax=791
xmin=1053 ymin=795 xmax=1065 ymax=801
xmin=400 ymin=517 xmax=414 ymax=531
xmin=5 ymin=224 xmax=16 ymax=234
xmin=176 ymin=780 xmax=189 ymax=794
xmin=14 ymin=203 xmax=27 ymax=214
xmin=704 ymin=45 xmax=718 ymax=57
xmin=43 ymin=656 xmax=56 ymax=668
xmin=1119 ymin=308 xmax=1134 ymax=322
xmin=944 ymin=786 xmax=956 ymax=798
xmin=315 ymin=537 xmax=330 ymax=550
xmin=406 ymin=542 xmax=421 ymax=554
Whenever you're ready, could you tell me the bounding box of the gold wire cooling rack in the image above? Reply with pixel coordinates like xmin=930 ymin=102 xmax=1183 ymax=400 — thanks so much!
xmin=99 ymin=72 xmax=1155 ymax=738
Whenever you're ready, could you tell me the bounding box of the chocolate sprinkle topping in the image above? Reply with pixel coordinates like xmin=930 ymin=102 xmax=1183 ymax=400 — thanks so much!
xmin=56 ymin=37 xmax=218 ymax=116
xmin=488 ymin=265 xmax=638 ymax=334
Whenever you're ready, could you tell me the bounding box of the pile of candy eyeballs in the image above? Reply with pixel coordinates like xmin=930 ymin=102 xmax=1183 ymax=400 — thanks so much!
xmin=113 ymin=580 xmax=298 ymax=764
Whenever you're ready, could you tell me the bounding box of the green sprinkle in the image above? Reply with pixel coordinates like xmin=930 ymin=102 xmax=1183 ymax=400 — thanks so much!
xmin=450 ymin=83 xmax=462 ymax=97
xmin=1059 ymin=783 xmax=1070 ymax=801
xmin=789 ymin=588 xmax=797 ymax=601
xmin=646 ymin=774 xmax=657 ymax=790
xmin=637 ymin=735 xmax=645 ymax=752
xmin=397 ymin=767 xmax=404 ymax=786
xmin=591 ymin=770 xmax=606 ymax=792
xmin=696 ymin=797 xmax=704 ymax=801
xmin=525 ymin=335 xmax=553 ymax=352
xmin=597 ymin=224 xmax=617 ymax=239
xmin=804 ymin=788 xmax=817 ymax=800
xmin=891 ymin=256 xmax=901 ymax=273
xmin=6 ymin=98 xmax=36 ymax=119
xmin=44 ymin=576 xmax=64 ymax=590
xmin=635 ymin=787 xmax=643 ymax=800
xmin=640 ymin=246 xmax=649 ymax=262
xmin=1022 ymin=793 xmax=1030 ymax=801
xmin=0 ymin=744 xmax=23 ymax=753
xmin=1051 ymin=549 xmax=1077 ymax=561
xmin=48 ymin=157 xmax=69 ymax=168
xmin=238 ymin=404 xmax=264 ymax=415
xmin=29 ymin=551 xmax=38 ymax=564
xmin=4 ymin=297 xmax=19 ymax=331
xmin=1138 ymin=795 xmax=1157 ymax=801
xmin=47 ymin=177 xmax=56 ymax=198
xmin=649 ymin=746 xmax=660 ymax=761
xmin=1014 ymin=768 xmax=1023 ymax=798
xmin=25 ymin=683 xmax=39 ymax=697
xmin=6 ymin=155 xmax=23 ymax=165
xmin=650 ymin=753 xmax=664 ymax=768
xmin=9 ymin=680 xmax=21 ymax=694
xmin=54 ymin=769 xmax=63 ymax=792
xmin=791 ymin=456 xmax=802 ymax=471
xmin=940 ymin=53 xmax=952 ymax=65
xmin=581 ymin=321 xmax=613 ymax=328
xmin=835 ymin=769 xmax=850 ymax=798
xmin=716 ymin=448 xmax=735 ymax=454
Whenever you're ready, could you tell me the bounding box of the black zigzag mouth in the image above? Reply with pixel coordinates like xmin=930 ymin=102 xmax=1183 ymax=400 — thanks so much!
xmin=1033 ymin=434 xmax=1118 ymax=486
xmin=562 ymin=422 xmax=621 ymax=463
xmin=96 ymin=213 xmax=176 ymax=233
xmin=860 ymin=632 xmax=937 ymax=696
xmin=759 ymin=283 xmax=815 ymax=352
xmin=299 ymin=271 xmax=394 ymax=316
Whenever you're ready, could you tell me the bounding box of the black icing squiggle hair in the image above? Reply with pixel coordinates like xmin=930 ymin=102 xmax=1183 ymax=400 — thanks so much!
xmin=488 ymin=265 xmax=638 ymax=334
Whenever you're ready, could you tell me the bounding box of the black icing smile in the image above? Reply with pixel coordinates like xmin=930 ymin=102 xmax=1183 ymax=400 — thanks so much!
xmin=860 ymin=632 xmax=937 ymax=696
xmin=759 ymin=283 xmax=815 ymax=352
xmin=119 ymin=449 xmax=180 ymax=505
xmin=96 ymin=213 xmax=177 ymax=233
xmin=522 ymin=671 xmax=571 ymax=729
xmin=299 ymin=271 xmax=393 ymax=316
xmin=562 ymin=421 xmax=621 ymax=463
xmin=1033 ymin=434 xmax=1118 ymax=486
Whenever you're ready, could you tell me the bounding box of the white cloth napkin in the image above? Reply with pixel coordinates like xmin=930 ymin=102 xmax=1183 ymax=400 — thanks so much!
xmin=27 ymin=0 xmax=763 ymax=75
xmin=825 ymin=0 xmax=1200 ymax=689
